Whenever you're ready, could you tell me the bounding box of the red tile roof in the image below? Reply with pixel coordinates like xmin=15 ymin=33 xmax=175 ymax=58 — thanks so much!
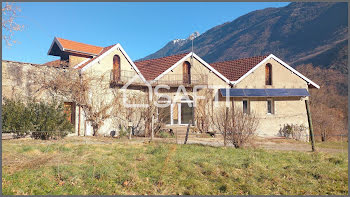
xmin=135 ymin=53 xmax=189 ymax=81
xmin=76 ymin=44 xmax=116 ymax=70
xmin=211 ymin=55 xmax=268 ymax=81
xmin=56 ymin=37 xmax=103 ymax=55
xmin=44 ymin=38 xmax=268 ymax=83
xmin=43 ymin=44 xmax=116 ymax=69
xmin=42 ymin=59 xmax=62 ymax=67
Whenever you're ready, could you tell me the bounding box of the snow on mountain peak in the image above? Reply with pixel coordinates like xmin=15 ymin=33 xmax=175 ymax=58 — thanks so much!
xmin=172 ymin=39 xmax=185 ymax=44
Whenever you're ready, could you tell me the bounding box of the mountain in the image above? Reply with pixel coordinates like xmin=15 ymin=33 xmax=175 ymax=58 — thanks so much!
xmin=139 ymin=32 xmax=200 ymax=61
xmin=140 ymin=2 xmax=348 ymax=73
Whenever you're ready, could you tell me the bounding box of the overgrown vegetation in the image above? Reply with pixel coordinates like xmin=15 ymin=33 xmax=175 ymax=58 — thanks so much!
xmin=279 ymin=124 xmax=307 ymax=141
xmin=156 ymin=129 xmax=174 ymax=138
xmin=297 ymin=64 xmax=348 ymax=141
xmin=2 ymin=98 xmax=74 ymax=139
xmin=2 ymin=138 xmax=348 ymax=195
xmin=212 ymin=107 xmax=259 ymax=148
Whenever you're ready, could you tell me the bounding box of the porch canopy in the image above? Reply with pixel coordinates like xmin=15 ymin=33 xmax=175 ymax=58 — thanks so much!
xmin=220 ymin=88 xmax=310 ymax=97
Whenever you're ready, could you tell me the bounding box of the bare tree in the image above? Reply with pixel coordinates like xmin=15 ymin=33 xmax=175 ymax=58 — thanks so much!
xmin=117 ymin=92 xmax=147 ymax=137
xmin=297 ymin=64 xmax=348 ymax=141
xmin=211 ymin=105 xmax=259 ymax=148
xmin=229 ymin=110 xmax=259 ymax=148
xmin=2 ymin=2 xmax=23 ymax=46
xmin=194 ymin=88 xmax=213 ymax=134
xmin=29 ymin=64 xmax=122 ymax=136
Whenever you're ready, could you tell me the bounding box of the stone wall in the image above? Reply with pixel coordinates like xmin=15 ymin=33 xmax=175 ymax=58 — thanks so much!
xmin=2 ymin=60 xmax=48 ymax=101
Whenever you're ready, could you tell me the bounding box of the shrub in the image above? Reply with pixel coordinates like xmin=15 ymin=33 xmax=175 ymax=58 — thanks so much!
xmin=2 ymin=98 xmax=33 ymax=137
xmin=118 ymin=126 xmax=129 ymax=138
xmin=2 ymin=98 xmax=74 ymax=139
xmin=156 ymin=129 xmax=174 ymax=138
xmin=279 ymin=124 xmax=307 ymax=141
xmin=212 ymin=107 xmax=259 ymax=148
xmin=228 ymin=110 xmax=259 ymax=148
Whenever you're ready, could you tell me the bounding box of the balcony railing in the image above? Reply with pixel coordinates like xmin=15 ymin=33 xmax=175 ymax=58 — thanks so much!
xmin=152 ymin=74 xmax=208 ymax=86
xmin=110 ymin=70 xmax=208 ymax=87
xmin=110 ymin=70 xmax=141 ymax=84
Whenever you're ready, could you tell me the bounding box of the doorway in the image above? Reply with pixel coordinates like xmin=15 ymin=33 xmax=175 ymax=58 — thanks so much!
xmin=178 ymin=96 xmax=194 ymax=125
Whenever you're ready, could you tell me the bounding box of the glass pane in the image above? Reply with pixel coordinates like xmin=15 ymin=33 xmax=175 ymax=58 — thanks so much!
xmin=243 ymin=100 xmax=248 ymax=114
xmin=158 ymin=106 xmax=171 ymax=124
xmin=173 ymin=104 xmax=178 ymax=124
xmin=181 ymin=103 xmax=193 ymax=124
xmin=267 ymin=100 xmax=271 ymax=113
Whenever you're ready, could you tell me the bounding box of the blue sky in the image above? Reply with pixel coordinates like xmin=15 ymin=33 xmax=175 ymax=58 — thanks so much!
xmin=2 ymin=2 xmax=290 ymax=64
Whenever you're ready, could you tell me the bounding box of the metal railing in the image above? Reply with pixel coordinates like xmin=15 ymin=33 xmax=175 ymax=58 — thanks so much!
xmin=110 ymin=70 xmax=143 ymax=85
xmin=152 ymin=74 xmax=208 ymax=86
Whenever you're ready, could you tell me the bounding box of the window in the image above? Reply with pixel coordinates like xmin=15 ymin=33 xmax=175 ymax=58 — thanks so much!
xmin=113 ymin=55 xmax=121 ymax=81
xmin=265 ymin=63 xmax=272 ymax=85
xmin=243 ymin=99 xmax=249 ymax=114
xmin=183 ymin=61 xmax=191 ymax=84
xmin=267 ymin=99 xmax=274 ymax=114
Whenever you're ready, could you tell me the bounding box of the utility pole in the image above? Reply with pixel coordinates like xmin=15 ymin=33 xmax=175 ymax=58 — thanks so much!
xmin=184 ymin=120 xmax=192 ymax=144
xmin=305 ymin=99 xmax=315 ymax=152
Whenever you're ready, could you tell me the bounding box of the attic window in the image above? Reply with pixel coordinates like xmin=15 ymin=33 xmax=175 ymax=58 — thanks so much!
xmin=265 ymin=63 xmax=272 ymax=85
xmin=183 ymin=61 xmax=191 ymax=84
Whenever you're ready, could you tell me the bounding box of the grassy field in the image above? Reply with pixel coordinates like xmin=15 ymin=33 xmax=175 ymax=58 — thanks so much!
xmin=2 ymin=137 xmax=348 ymax=195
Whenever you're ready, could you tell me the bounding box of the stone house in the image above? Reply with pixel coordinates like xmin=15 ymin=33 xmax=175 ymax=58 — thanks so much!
xmin=2 ymin=37 xmax=320 ymax=138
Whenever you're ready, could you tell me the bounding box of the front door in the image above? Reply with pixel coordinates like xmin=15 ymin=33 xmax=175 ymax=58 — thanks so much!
xmin=64 ymin=102 xmax=75 ymax=125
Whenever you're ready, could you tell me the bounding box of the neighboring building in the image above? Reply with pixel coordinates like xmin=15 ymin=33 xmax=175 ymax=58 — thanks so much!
xmin=2 ymin=37 xmax=320 ymax=138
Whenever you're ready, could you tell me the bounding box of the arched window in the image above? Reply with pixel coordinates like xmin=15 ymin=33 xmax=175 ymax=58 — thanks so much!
xmin=183 ymin=61 xmax=191 ymax=84
xmin=265 ymin=63 xmax=272 ymax=85
xmin=113 ymin=55 xmax=121 ymax=81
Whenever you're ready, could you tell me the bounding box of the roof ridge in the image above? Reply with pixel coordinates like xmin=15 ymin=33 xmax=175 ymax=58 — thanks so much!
xmin=100 ymin=44 xmax=117 ymax=53
xmin=135 ymin=52 xmax=190 ymax=63
xmin=211 ymin=54 xmax=269 ymax=64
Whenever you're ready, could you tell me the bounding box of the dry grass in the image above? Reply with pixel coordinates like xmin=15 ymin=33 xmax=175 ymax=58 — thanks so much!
xmin=2 ymin=137 xmax=348 ymax=195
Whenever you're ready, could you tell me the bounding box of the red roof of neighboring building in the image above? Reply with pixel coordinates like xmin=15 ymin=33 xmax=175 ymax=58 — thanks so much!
xmin=76 ymin=44 xmax=116 ymax=70
xmin=56 ymin=37 xmax=104 ymax=55
xmin=210 ymin=55 xmax=268 ymax=81
xmin=135 ymin=53 xmax=189 ymax=81
xmin=42 ymin=59 xmax=62 ymax=67
xmin=43 ymin=44 xmax=116 ymax=69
